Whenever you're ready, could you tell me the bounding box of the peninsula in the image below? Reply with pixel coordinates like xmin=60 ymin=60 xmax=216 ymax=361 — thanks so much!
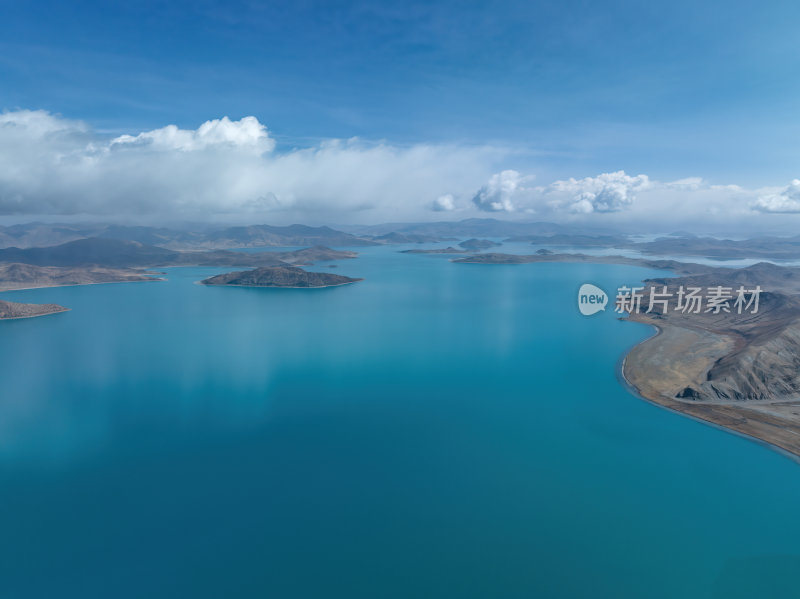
xmin=455 ymin=251 xmax=800 ymax=458
xmin=0 ymin=298 xmax=68 ymax=320
xmin=0 ymin=263 xmax=163 ymax=292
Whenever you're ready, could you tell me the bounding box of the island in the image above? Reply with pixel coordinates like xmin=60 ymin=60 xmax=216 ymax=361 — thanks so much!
xmin=199 ymin=265 xmax=363 ymax=288
xmin=372 ymin=232 xmax=450 ymax=244
xmin=458 ymin=238 xmax=502 ymax=251
xmin=0 ymin=299 xmax=68 ymax=320
xmin=455 ymin=251 xmax=800 ymax=459
xmin=401 ymin=247 xmax=469 ymax=254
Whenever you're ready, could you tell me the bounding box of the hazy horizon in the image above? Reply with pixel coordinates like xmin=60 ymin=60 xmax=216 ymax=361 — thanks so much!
xmin=0 ymin=214 xmax=798 ymax=241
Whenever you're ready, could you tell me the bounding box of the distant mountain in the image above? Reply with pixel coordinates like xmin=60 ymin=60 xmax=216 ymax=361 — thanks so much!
xmin=200 ymin=266 xmax=362 ymax=288
xmin=347 ymin=218 xmax=572 ymax=238
xmin=0 ymin=238 xmax=179 ymax=267
xmin=7 ymin=220 xmax=800 ymax=260
xmin=0 ymin=238 xmax=358 ymax=269
xmin=197 ymin=224 xmax=377 ymax=249
xmin=0 ymin=223 xmax=95 ymax=248
xmin=472 ymin=231 xmax=800 ymax=260
xmin=372 ymin=232 xmax=447 ymax=244
xmin=510 ymin=233 xmax=628 ymax=246
xmin=635 ymin=236 xmax=800 ymax=260
xmin=644 ymin=261 xmax=800 ymax=294
xmin=94 ymin=225 xmax=205 ymax=247
xmin=172 ymin=246 xmax=358 ymax=267
xmin=0 ymin=219 xmax=617 ymax=250
xmin=0 ymin=223 xmax=377 ymax=250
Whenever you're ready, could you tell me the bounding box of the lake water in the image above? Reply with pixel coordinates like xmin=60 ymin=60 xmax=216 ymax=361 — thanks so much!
xmin=1 ymin=245 xmax=800 ymax=598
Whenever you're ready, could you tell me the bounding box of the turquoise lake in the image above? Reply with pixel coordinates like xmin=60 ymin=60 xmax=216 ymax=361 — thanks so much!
xmin=1 ymin=245 xmax=800 ymax=598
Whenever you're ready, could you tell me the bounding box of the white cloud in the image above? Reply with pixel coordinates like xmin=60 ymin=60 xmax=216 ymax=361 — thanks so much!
xmin=546 ymin=171 xmax=650 ymax=213
xmin=111 ymin=116 xmax=274 ymax=153
xmin=0 ymin=110 xmax=505 ymax=221
xmin=463 ymin=169 xmax=791 ymax=231
xmin=472 ymin=170 xmax=531 ymax=212
xmin=431 ymin=194 xmax=456 ymax=211
xmin=753 ymin=180 xmax=800 ymax=213
xmin=3 ymin=109 xmax=800 ymax=231
xmin=665 ymin=177 xmax=704 ymax=190
xmin=0 ymin=109 xmax=89 ymax=139
xmin=469 ymin=169 xmax=649 ymax=215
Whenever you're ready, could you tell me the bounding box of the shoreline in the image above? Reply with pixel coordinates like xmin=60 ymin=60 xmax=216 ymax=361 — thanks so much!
xmin=0 ymin=277 xmax=164 ymax=294
xmin=0 ymin=307 xmax=71 ymax=321
xmin=451 ymin=251 xmax=800 ymax=463
xmin=617 ymin=320 xmax=800 ymax=464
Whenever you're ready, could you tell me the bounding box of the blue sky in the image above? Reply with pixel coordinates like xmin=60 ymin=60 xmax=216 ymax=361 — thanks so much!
xmin=1 ymin=0 xmax=799 ymax=227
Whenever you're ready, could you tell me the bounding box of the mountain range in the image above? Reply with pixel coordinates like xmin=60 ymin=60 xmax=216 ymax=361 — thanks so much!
xmin=0 ymin=239 xmax=357 ymax=268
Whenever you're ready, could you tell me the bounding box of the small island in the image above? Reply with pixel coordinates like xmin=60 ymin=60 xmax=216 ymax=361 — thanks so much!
xmin=458 ymin=238 xmax=501 ymax=251
xmin=200 ymin=265 xmax=362 ymax=288
xmin=0 ymin=299 xmax=68 ymax=320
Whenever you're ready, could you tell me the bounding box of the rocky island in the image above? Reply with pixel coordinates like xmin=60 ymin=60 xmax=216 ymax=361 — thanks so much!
xmin=456 ymin=251 xmax=800 ymax=459
xmin=458 ymin=238 xmax=501 ymax=251
xmin=200 ymin=265 xmax=362 ymax=288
